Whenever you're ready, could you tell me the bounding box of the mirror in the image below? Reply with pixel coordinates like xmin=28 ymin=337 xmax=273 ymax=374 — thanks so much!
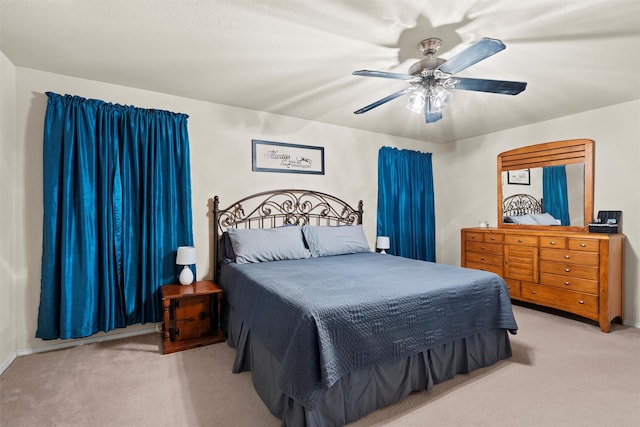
xmin=497 ymin=139 xmax=594 ymax=231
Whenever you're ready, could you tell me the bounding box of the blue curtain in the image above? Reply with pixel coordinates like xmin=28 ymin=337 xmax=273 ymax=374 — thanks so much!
xmin=377 ymin=147 xmax=435 ymax=261
xmin=37 ymin=92 xmax=194 ymax=339
xmin=543 ymin=165 xmax=570 ymax=226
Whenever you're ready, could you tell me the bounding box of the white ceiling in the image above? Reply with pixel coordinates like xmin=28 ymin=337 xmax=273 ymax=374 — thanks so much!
xmin=1 ymin=0 xmax=639 ymax=143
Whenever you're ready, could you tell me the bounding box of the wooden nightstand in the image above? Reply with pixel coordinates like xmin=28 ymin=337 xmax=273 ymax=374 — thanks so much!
xmin=161 ymin=280 xmax=225 ymax=354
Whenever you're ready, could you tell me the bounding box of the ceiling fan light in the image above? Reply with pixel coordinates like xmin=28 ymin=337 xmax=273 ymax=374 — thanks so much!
xmin=406 ymin=90 xmax=426 ymax=113
xmin=426 ymin=86 xmax=452 ymax=113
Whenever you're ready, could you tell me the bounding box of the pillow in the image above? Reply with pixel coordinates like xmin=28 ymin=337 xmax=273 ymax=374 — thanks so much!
xmin=531 ymin=213 xmax=561 ymax=225
xmin=226 ymin=226 xmax=311 ymax=264
xmin=508 ymin=214 xmax=538 ymax=225
xmin=302 ymin=224 xmax=371 ymax=257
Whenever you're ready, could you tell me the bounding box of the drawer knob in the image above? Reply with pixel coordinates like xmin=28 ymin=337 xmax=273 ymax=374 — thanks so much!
xmin=578 ymin=300 xmax=584 ymax=304
xmin=565 ymin=268 xmax=570 ymax=272
xmin=580 ymin=243 xmax=586 ymax=247
xmin=531 ymin=290 xmax=536 ymax=295
xmin=517 ymin=239 xmax=523 ymax=243
xmin=550 ymin=241 xmax=556 ymax=245
xmin=480 ymin=257 xmax=485 ymax=260
xmin=564 ymin=255 xmax=570 ymax=259
xmin=564 ymin=281 xmax=570 ymax=286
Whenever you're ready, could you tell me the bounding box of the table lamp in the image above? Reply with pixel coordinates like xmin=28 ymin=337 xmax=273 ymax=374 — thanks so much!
xmin=176 ymin=246 xmax=196 ymax=285
xmin=376 ymin=236 xmax=390 ymax=254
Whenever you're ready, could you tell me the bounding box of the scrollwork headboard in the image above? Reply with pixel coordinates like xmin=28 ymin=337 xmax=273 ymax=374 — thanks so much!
xmin=502 ymin=193 xmax=543 ymax=218
xmin=212 ymin=189 xmax=363 ymax=281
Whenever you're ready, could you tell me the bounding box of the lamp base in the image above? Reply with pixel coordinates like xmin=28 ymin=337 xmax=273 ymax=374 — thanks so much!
xmin=380 ymin=250 xmax=387 ymax=254
xmin=179 ymin=266 xmax=194 ymax=285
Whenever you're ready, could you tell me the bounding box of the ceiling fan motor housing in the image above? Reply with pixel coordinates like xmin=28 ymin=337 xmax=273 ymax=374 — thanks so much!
xmin=408 ymin=57 xmax=446 ymax=76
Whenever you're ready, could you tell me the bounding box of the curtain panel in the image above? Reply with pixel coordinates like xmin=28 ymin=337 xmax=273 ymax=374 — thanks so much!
xmin=543 ymin=165 xmax=570 ymax=226
xmin=37 ymin=92 xmax=194 ymax=340
xmin=377 ymin=147 xmax=436 ymax=261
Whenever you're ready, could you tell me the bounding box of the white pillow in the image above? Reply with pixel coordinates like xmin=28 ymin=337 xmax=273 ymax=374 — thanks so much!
xmin=302 ymin=225 xmax=371 ymax=257
xmin=531 ymin=213 xmax=561 ymax=225
xmin=226 ymin=226 xmax=311 ymax=264
xmin=508 ymin=214 xmax=538 ymax=225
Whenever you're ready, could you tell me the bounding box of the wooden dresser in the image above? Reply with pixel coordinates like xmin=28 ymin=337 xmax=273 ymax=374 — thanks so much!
xmin=461 ymin=227 xmax=624 ymax=332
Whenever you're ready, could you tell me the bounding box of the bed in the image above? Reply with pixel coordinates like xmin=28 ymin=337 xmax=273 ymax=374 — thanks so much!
xmin=502 ymin=193 xmax=561 ymax=225
xmin=213 ymin=189 xmax=517 ymax=427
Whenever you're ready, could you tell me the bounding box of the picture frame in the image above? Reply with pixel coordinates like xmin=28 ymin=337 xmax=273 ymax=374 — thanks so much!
xmin=507 ymin=169 xmax=530 ymax=185
xmin=252 ymin=139 xmax=325 ymax=175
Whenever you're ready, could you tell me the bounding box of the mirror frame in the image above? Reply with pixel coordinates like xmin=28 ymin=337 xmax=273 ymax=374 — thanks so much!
xmin=497 ymin=139 xmax=594 ymax=231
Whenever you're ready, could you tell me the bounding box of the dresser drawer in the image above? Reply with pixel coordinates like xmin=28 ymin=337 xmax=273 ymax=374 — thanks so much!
xmin=465 ymin=231 xmax=504 ymax=244
xmin=465 ymin=231 xmax=485 ymax=242
xmin=568 ymin=238 xmax=600 ymax=252
xmin=504 ymin=278 xmax=521 ymax=298
xmin=483 ymin=233 xmax=504 ymax=243
xmin=465 ymin=262 xmax=503 ymax=276
xmin=539 ymin=236 xmax=568 ymax=249
xmin=521 ymin=282 xmax=598 ymax=319
xmin=465 ymin=241 xmax=503 ymax=255
xmin=465 ymin=251 xmax=503 ymax=266
xmin=505 ymin=234 xmax=538 ymax=246
xmin=539 ymin=248 xmax=599 ymax=265
xmin=539 ymin=260 xmax=599 ymax=280
xmin=539 ymin=273 xmax=599 ymax=294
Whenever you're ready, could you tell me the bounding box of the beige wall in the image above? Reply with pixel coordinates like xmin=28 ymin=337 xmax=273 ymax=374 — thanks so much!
xmin=0 ymin=51 xmax=18 ymax=367
xmin=4 ymin=65 xmax=639 ymax=362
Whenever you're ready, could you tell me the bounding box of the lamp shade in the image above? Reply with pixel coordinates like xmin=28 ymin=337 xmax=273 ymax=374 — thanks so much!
xmin=176 ymin=246 xmax=196 ymax=265
xmin=176 ymin=246 xmax=196 ymax=286
xmin=376 ymin=236 xmax=390 ymax=251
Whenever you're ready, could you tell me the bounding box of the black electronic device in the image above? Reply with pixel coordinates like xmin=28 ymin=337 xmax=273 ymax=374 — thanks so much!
xmin=588 ymin=211 xmax=621 ymax=233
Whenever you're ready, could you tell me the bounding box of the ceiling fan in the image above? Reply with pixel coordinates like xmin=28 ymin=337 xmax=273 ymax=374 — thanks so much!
xmin=352 ymin=37 xmax=527 ymax=123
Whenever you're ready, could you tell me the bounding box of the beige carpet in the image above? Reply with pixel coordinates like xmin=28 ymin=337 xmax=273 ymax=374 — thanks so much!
xmin=1 ymin=305 xmax=639 ymax=427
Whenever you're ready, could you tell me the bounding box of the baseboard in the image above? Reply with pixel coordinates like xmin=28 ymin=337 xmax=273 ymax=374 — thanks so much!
xmin=1 ymin=325 xmax=159 ymax=376
xmin=0 ymin=352 xmax=17 ymax=377
xmin=623 ymin=319 xmax=640 ymax=328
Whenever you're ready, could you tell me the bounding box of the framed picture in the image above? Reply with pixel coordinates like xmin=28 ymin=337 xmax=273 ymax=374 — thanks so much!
xmin=252 ymin=140 xmax=324 ymax=175
xmin=507 ymin=169 xmax=530 ymax=185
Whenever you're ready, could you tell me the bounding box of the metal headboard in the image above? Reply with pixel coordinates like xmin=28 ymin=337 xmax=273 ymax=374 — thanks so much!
xmin=212 ymin=189 xmax=363 ymax=281
xmin=502 ymin=193 xmax=543 ymax=217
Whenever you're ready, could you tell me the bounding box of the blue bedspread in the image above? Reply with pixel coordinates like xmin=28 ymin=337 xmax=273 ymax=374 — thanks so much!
xmin=220 ymin=252 xmax=517 ymax=408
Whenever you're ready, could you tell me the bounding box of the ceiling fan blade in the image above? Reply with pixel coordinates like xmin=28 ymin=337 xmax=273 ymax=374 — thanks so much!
xmin=425 ymin=110 xmax=443 ymax=123
xmin=354 ymin=87 xmax=413 ymax=114
xmin=450 ymin=77 xmax=527 ymax=95
xmin=437 ymin=38 xmax=506 ymax=75
xmin=353 ymin=70 xmax=417 ymax=81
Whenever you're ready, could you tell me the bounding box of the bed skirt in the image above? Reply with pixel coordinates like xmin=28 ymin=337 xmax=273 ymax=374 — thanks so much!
xmin=224 ymin=304 xmax=512 ymax=427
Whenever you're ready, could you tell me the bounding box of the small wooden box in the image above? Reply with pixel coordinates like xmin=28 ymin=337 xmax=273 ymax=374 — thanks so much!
xmin=161 ymin=280 xmax=225 ymax=354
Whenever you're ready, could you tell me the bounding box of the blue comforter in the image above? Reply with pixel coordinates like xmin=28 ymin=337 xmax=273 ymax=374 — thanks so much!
xmin=220 ymin=252 xmax=517 ymax=408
